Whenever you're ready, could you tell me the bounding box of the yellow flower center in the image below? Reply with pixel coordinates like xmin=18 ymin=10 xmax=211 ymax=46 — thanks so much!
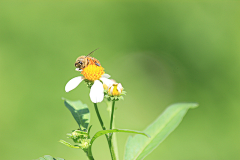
xmin=108 ymin=84 xmax=122 ymax=96
xmin=81 ymin=65 xmax=105 ymax=81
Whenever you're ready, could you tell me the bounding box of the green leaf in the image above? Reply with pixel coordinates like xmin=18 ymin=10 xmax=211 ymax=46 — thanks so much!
xmin=43 ymin=155 xmax=54 ymax=160
xmin=91 ymin=129 xmax=149 ymax=144
xmin=74 ymin=130 xmax=88 ymax=136
xmin=88 ymin=129 xmax=149 ymax=158
xmin=35 ymin=155 xmax=64 ymax=160
xmin=59 ymin=139 xmax=81 ymax=149
xmin=87 ymin=125 xmax=93 ymax=137
xmin=124 ymin=103 xmax=198 ymax=160
xmin=63 ymin=98 xmax=90 ymax=130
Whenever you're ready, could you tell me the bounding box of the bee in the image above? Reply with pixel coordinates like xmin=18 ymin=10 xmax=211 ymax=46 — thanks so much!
xmin=75 ymin=48 xmax=101 ymax=70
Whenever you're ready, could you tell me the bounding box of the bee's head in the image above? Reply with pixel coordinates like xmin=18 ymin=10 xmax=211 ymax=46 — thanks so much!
xmin=75 ymin=56 xmax=85 ymax=68
xmin=74 ymin=60 xmax=83 ymax=68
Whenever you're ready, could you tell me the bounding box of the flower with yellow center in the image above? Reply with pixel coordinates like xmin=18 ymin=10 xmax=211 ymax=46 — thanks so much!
xmin=108 ymin=83 xmax=123 ymax=96
xmin=65 ymin=65 xmax=112 ymax=103
xmin=103 ymin=79 xmax=116 ymax=90
xmin=81 ymin=65 xmax=105 ymax=81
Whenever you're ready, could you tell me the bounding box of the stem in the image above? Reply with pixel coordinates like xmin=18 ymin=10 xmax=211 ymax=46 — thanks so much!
xmin=93 ymin=103 xmax=106 ymax=130
xmin=110 ymin=100 xmax=115 ymax=130
xmin=85 ymin=150 xmax=94 ymax=160
xmin=108 ymin=100 xmax=119 ymax=160
xmin=93 ymin=103 xmax=116 ymax=160
xmin=111 ymin=129 xmax=119 ymax=160
xmin=106 ymin=101 xmax=119 ymax=160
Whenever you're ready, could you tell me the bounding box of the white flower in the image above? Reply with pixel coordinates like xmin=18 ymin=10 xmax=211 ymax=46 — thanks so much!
xmin=108 ymin=83 xmax=123 ymax=96
xmin=102 ymin=79 xmax=116 ymax=90
xmin=65 ymin=74 xmax=111 ymax=103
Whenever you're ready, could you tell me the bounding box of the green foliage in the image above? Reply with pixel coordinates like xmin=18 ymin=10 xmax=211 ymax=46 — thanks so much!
xmin=124 ymin=103 xmax=198 ymax=160
xmin=60 ymin=129 xmax=91 ymax=153
xmin=87 ymin=125 xmax=93 ymax=138
xmin=87 ymin=129 xmax=150 ymax=159
xmin=67 ymin=130 xmax=88 ymax=143
xmin=74 ymin=130 xmax=90 ymax=136
xmin=63 ymin=98 xmax=90 ymax=131
xmin=91 ymin=129 xmax=150 ymax=144
xmin=59 ymin=140 xmax=81 ymax=149
xmin=36 ymin=155 xmax=64 ymax=160
xmin=73 ymin=130 xmax=89 ymax=136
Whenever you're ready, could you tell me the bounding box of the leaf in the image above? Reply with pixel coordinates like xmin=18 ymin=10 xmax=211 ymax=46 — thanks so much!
xmin=124 ymin=103 xmax=198 ymax=160
xmin=88 ymin=129 xmax=149 ymax=158
xmin=90 ymin=129 xmax=150 ymax=144
xmin=43 ymin=155 xmax=54 ymax=160
xmin=87 ymin=125 xmax=93 ymax=138
xmin=35 ymin=155 xmax=65 ymax=160
xmin=59 ymin=139 xmax=81 ymax=149
xmin=63 ymin=98 xmax=90 ymax=130
xmin=74 ymin=130 xmax=88 ymax=136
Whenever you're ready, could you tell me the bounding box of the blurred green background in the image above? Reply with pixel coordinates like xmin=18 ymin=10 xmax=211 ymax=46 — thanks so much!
xmin=1 ymin=1 xmax=240 ymax=160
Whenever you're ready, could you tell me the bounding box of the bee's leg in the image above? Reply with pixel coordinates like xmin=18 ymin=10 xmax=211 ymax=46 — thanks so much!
xmin=95 ymin=62 xmax=100 ymax=66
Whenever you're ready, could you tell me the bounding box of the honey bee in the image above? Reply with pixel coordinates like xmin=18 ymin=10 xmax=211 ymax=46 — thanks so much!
xmin=75 ymin=48 xmax=101 ymax=70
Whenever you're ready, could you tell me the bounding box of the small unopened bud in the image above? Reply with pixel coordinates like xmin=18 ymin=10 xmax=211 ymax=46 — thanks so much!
xmin=108 ymin=83 xmax=123 ymax=96
xmin=72 ymin=131 xmax=79 ymax=137
xmin=80 ymin=139 xmax=91 ymax=149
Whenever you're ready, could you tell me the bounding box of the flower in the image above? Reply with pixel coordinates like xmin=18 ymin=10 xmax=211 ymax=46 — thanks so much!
xmin=105 ymin=82 xmax=126 ymax=101
xmin=65 ymin=64 xmax=111 ymax=103
xmin=81 ymin=65 xmax=104 ymax=81
xmin=103 ymin=79 xmax=116 ymax=90
xmin=108 ymin=83 xmax=123 ymax=96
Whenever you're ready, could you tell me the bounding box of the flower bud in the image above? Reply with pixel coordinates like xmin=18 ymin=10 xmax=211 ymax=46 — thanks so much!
xmin=72 ymin=131 xmax=79 ymax=137
xmin=108 ymin=83 xmax=123 ymax=96
xmin=103 ymin=79 xmax=116 ymax=90
xmin=80 ymin=139 xmax=91 ymax=149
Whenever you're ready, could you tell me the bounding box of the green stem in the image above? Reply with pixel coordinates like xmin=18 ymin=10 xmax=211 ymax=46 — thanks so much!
xmin=110 ymin=101 xmax=115 ymax=130
xmin=93 ymin=103 xmax=106 ymax=130
xmin=111 ymin=130 xmax=119 ymax=160
xmin=106 ymin=101 xmax=119 ymax=160
xmin=85 ymin=150 xmax=94 ymax=160
xmin=108 ymin=100 xmax=119 ymax=160
xmin=93 ymin=103 xmax=116 ymax=160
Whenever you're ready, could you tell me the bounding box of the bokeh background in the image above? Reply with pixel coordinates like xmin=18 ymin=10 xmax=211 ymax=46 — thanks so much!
xmin=1 ymin=1 xmax=240 ymax=160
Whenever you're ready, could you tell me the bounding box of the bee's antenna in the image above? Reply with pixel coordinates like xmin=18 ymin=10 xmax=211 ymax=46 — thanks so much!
xmin=86 ymin=48 xmax=99 ymax=57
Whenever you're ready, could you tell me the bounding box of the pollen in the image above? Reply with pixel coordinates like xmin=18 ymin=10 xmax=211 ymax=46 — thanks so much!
xmin=81 ymin=65 xmax=105 ymax=81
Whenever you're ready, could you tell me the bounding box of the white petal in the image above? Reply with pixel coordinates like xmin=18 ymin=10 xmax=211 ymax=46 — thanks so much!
xmin=117 ymin=83 xmax=123 ymax=92
xmin=109 ymin=86 xmax=114 ymax=94
xmin=101 ymin=73 xmax=111 ymax=78
xmin=65 ymin=76 xmax=84 ymax=92
xmin=90 ymin=80 xmax=104 ymax=103
xmin=100 ymin=77 xmax=114 ymax=87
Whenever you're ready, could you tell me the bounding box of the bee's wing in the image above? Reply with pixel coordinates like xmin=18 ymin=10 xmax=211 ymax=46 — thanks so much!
xmin=95 ymin=61 xmax=100 ymax=66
